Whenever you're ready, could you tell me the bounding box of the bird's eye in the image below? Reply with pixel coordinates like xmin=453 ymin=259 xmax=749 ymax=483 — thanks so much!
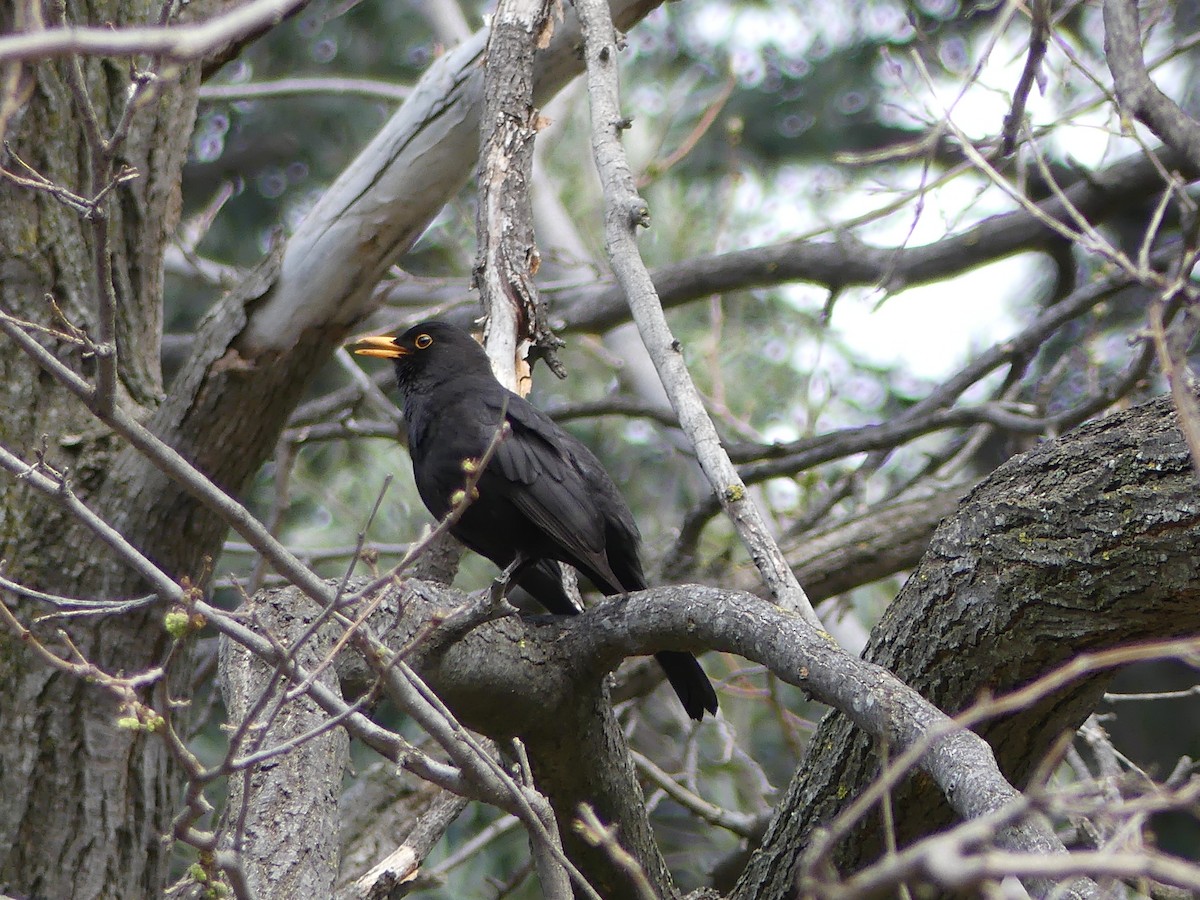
xmin=415 ymin=333 xmax=433 ymax=349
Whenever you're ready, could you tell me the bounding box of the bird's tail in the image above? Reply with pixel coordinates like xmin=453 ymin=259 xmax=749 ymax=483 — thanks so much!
xmin=655 ymin=651 xmax=718 ymax=721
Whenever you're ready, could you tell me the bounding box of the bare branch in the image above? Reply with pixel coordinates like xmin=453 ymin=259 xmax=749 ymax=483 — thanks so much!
xmin=348 ymin=791 xmax=470 ymax=899
xmin=0 ymin=442 xmax=182 ymax=600
xmin=475 ymin=0 xmax=560 ymax=390
xmin=1104 ymin=0 xmax=1200 ymax=170
xmin=198 ymin=77 xmax=410 ymax=103
xmin=0 ymin=311 xmax=337 ymax=606
xmin=574 ymin=0 xmax=821 ymax=629
xmin=1001 ymin=0 xmax=1051 ymax=154
xmin=0 ymin=0 xmax=312 ymax=64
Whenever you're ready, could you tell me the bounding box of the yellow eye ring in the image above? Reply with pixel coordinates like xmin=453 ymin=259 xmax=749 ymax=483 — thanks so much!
xmin=415 ymin=333 xmax=433 ymax=349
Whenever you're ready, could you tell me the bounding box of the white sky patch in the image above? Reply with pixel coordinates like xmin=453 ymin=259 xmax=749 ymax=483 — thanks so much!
xmin=734 ymin=159 xmax=1036 ymax=382
xmin=821 ymin=254 xmax=1034 ymax=381
xmin=688 ymin=1 xmax=850 ymax=63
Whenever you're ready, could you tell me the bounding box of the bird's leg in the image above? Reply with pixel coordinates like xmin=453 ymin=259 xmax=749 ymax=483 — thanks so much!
xmin=490 ymin=553 xmax=535 ymax=605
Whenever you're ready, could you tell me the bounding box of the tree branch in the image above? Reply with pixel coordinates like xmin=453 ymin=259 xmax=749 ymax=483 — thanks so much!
xmin=92 ymin=0 xmax=666 ymax=600
xmin=574 ymin=0 xmax=822 ymax=629
xmin=0 ymin=0 xmax=312 ymax=64
xmin=1104 ymin=0 xmax=1200 ymax=171
xmin=475 ymin=0 xmax=559 ymax=390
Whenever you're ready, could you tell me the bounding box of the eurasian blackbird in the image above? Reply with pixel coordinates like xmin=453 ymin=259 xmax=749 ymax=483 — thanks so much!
xmin=352 ymin=321 xmax=718 ymax=720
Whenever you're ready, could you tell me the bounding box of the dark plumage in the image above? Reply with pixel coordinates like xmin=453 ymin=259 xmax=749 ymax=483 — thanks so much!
xmin=352 ymin=321 xmax=717 ymax=720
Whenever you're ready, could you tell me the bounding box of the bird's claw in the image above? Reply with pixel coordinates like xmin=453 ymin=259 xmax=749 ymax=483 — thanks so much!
xmin=487 ymin=562 xmax=522 ymax=616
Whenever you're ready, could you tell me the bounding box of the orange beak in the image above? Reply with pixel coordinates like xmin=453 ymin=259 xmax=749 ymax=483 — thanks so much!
xmin=350 ymin=335 xmax=407 ymax=359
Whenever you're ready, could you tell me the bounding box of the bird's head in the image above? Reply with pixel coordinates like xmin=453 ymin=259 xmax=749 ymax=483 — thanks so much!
xmin=350 ymin=321 xmax=490 ymax=391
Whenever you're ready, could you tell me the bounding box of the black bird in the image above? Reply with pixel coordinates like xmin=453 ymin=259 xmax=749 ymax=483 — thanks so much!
xmin=353 ymin=321 xmax=718 ymax=720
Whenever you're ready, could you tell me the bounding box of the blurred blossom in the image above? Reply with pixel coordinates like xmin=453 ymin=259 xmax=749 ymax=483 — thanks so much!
xmin=876 ymin=52 xmax=908 ymax=86
xmin=408 ymin=44 xmax=432 ymax=67
xmin=194 ymin=133 xmax=225 ymax=163
xmin=844 ymin=375 xmax=885 ymax=409
xmin=939 ymin=35 xmax=969 ymax=72
xmin=865 ymin=3 xmax=914 ymax=41
xmin=297 ymin=14 xmax=321 ymax=38
xmin=767 ymin=478 xmax=800 ymax=509
xmin=310 ymin=505 xmax=333 ymax=529
xmin=807 ymin=370 xmax=833 ymax=407
xmin=192 ymin=109 xmax=232 ymax=163
xmin=783 ymin=57 xmax=811 ymax=79
xmin=835 ymin=90 xmax=868 ymax=115
xmin=286 ymin=161 xmax=310 ymax=184
xmin=762 ymin=67 xmax=783 ymax=94
xmin=624 ymin=420 xmax=653 ymax=444
xmin=890 ymin=371 xmax=933 ymax=402
xmin=763 ymin=339 xmax=790 ymax=363
xmin=690 ymin=4 xmax=736 ymax=51
xmin=631 ymin=85 xmax=665 ymax=115
xmin=312 ymin=38 xmax=338 ymax=64
xmin=919 ymin=0 xmax=959 ymax=19
xmin=810 ymin=165 xmax=846 ymax=196
xmin=256 ymin=168 xmax=288 ymax=199
xmin=731 ymin=47 xmax=766 ymax=87
xmin=779 ymin=112 xmax=814 ymax=138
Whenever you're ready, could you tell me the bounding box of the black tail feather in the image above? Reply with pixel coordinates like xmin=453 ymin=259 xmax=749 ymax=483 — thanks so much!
xmin=655 ymin=651 xmax=718 ymax=721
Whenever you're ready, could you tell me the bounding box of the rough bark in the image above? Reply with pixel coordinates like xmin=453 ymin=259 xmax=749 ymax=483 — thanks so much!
xmin=475 ymin=0 xmax=555 ymax=389
xmin=521 ymin=694 xmax=677 ymax=900
xmin=0 ymin=3 xmax=199 ymax=896
xmin=735 ymin=393 xmax=1200 ymax=899
xmin=220 ymin=587 xmax=349 ymax=899
xmin=233 ymin=578 xmax=678 ymax=900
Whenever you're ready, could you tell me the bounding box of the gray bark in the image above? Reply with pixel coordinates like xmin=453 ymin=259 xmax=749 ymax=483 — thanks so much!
xmin=735 ymin=393 xmax=1200 ymax=899
xmin=0 ymin=2 xmax=199 ymax=895
xmin=216 ymin=392 xmax=1198 ymax=900
xmin=220 ymin=588 xmax=349 ymax=899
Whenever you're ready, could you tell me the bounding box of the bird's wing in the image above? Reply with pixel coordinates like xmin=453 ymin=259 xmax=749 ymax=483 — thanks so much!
xmin=481 ymin=393 xmax=619 ymax=577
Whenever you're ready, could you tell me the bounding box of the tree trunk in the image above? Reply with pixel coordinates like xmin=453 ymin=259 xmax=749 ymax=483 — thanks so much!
xmin=0 ymin=3 xmax=199 ymax=896
xmin=220 ymin=588 xmax=348 ymax=898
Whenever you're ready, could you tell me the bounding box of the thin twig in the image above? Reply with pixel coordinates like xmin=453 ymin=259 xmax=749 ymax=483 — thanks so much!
xmin=199 ymin=76 xmax=410 ymax=102
xmin=0 ymin=0 xmax=312 ymax=64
